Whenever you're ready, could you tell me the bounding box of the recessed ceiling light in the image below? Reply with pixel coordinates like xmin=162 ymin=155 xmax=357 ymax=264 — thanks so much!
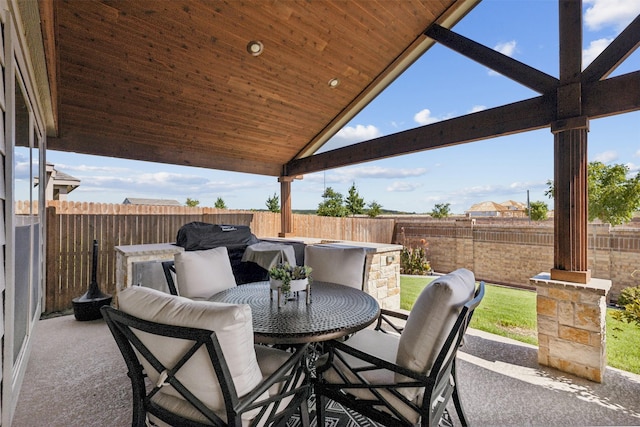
xmin=328 ymin=78 xmax=340 ymax=88
xmin=247 ymin=41 xmax=264 ymax=56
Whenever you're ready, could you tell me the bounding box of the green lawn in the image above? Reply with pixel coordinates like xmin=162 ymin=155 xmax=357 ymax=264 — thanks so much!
xmin=400 ymin=275 xmax=640 ymax=375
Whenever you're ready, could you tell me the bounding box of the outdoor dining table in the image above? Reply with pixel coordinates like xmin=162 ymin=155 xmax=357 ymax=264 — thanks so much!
xmin=208 ymin=281 xmax=380 ymax=345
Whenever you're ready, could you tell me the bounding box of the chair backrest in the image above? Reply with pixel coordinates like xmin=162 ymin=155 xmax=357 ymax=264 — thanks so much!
xmin=174 ymin=246 xmax=237 ymax=298
xmin=396 ymin=269 xmax=478 ymax=377
xmin=105 ymin=286 xmax=266 ymax=425
xmin=161 ymin=260 xmax=178 ymax=295
xmin=429 ymin=279 xmax=484 ymax=381
xmin=304 ymin=244 xmax=367 ymax=289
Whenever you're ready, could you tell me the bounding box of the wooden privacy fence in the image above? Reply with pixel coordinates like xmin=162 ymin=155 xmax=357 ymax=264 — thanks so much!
xmin=43 ymin=203 xmax=396 ymax=313
xmin=45 ymin=207 xmax=255 ymax=312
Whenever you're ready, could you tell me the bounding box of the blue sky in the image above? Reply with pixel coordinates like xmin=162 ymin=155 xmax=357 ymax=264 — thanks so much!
xmin=43 ymin=0 xmax=640 ymax=214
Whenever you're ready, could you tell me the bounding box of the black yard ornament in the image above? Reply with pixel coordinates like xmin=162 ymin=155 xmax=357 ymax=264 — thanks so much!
xmin=72 ymin=239 xmax=112 ymax=321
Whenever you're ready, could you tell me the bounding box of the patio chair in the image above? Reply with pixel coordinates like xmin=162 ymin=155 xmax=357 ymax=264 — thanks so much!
xmin=304 ymin=245 xmax=367 ymax=289
xmin=314 ymin=268 xmax=484 ymax=427
xmin=102 ymin=286 xmax=310 ymax=427
xmin=161 ymin=260 xmax=178 ymax=295
xmin=173 ymin=246 xmax=237 ymax=299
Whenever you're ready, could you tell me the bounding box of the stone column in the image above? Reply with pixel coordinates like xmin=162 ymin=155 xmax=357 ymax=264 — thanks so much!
xmin=365 ymin=250 xmax=401 ymax=310
xmin=530 ymin=273 xmax=611 ymax=382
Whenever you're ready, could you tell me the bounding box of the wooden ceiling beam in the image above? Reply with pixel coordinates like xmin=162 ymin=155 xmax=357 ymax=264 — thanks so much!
xmin=583 ymin=71 xmax=640 ymax=118
xmin=285 ymin=94 xmax=556 ymax=176
xmin=581 ymin=14 xmax=640 ymax=83
xmin=47 ymin=133 xmax=282 ymax=176
xmin=425 ymin=24 xmax=558 ymax=94
xmin=285 ymin=67 xmax=640 ymax=178
xmin=37 ymin=0 xmax=59 ymax=135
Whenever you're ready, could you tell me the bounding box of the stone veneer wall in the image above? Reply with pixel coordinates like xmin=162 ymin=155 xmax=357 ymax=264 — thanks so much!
xmin=115 ymin=243 xmax=184 ymax=304
xmin=364 ymin=250 xmax=401 ymax=310
xmin=116 ymin=243 xmax=403 ymax=310
xmin=396 ymin=219 xmax=640 ymax=301
xmin=531 ymin=273 xmax=611 ymax=382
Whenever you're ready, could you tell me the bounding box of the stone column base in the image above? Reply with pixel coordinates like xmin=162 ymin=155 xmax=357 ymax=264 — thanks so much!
xmin=530 ymin=273 xmax=611 ymax=383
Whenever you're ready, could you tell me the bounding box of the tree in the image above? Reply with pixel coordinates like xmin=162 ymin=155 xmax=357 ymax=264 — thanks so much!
xmin=430 ymin=203 xmax=451 ymax=219
xmin=345 ymin=182 xmax=365 ymax=216
xmin=265 ymin=193 xmax=280 ymax=213
xmin=367 ymin=201 xmax=382 ymax=218
xmin=185 ymin=198 xmax=200 ymax=207
xmin=214 ymin=197 xmax=227 ymax=209
xmin=547 ymin=161 xmax=640 ymax=226
xmin=317 ymin=187 xmax=347 ymax=217
xmin=527 ymin=201 xmax=548 ymax=221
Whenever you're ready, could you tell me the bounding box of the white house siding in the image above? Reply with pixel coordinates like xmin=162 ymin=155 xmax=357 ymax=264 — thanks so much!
xmin=1 ymin=1 xmax=48 ymax=424
xmin=0 ymin=3 xmax=7 ymax=423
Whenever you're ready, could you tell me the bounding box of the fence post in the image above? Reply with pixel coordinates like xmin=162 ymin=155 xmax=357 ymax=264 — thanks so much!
xmin=45 ymin=206 xmax=59 ymax=313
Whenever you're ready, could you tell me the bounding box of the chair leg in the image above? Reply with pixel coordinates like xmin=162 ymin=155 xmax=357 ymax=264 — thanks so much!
xmin=300 ymin=397 xmax=310 ymax=427
xmin=451 ymin=362 xmax=469 ymax=427
xmin=315 ymin=392 xmax=326 ymax=426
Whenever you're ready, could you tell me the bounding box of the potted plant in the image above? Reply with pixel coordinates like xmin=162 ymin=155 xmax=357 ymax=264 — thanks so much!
xmin=268 ymin=263 xmax=312 ymax=306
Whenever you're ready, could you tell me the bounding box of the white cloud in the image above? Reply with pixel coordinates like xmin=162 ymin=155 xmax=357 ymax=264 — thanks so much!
xmin=137 ymin=172 xmax=207 ymax=186
xmin=583 ymin=37 xmax=613 ymax=67
xmin=15 ymin=160 xmax=31 ymax=180
xmin=455 ymin=180 xmax=547 ymax=200
xmin=307 ymin=166 xmax=428 ymax=184
xmin=69 ymin=164 xmax=272 ymax=207
xmin=414 ymin=109 xmax=440 ymax=125
xmin=321 ymin=124 xmax=382 ymax=151
xmin=635 ymin=149 xmax=640 ymax=157
xmin=488 ymin=41 xmax=517 ymax=76
xmin=56 ymin=163 xmax=130 ymax=174
xmin=468 ymin=105 xmax=487 ymax=114
xmin=345 ymin=166 xmax=427 ymax=179
xmin=626 ymin=162 xmax=639 ymax=173
xmin=584 ymin=0 xmax=640 ymax=31
xmin=457 ymin=184 xmax=503 ymax=198
xmin=592 ymin=150 xmax=618 ymax=163
xmin=203 ymin=180 xmax=261 ymax=192
xmin=386 ymin=181 xmax=422 ymax=192
xmin=494 ymin=40 xmax=517 ymax=57
xmin=334 ymin=124 xmax=381 ymax=144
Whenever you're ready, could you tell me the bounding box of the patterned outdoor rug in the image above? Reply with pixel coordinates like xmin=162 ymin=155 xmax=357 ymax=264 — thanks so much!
xmin=286 ymin=394 xmax=384 ymax=427
xmin=286 ymin=394 xmax=457 ymax=427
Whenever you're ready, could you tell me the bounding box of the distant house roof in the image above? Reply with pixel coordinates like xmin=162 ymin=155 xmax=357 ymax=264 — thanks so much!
xmin=501 ymin=200 xmax=526 ymax=210
xmin=466 ymin=200 xmax=528 ymax=218
xmin=122 ymin=198 xmax=182 ymax=206
xmin=36 ymin=163 xmax=81 ymax=200
xmin=466 ymin=201 xmax=507 ymax=213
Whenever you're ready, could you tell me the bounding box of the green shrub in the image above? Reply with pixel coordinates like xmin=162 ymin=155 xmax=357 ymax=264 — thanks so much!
xmin=400 ymin=246 xmax=432 ymax=275
xmin=613 ymin=286 xmax=640 ymax=327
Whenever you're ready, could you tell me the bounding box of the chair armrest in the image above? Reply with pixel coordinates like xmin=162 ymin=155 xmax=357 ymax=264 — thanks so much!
xmin=237 ymin=343 xmax=310 ymax=413
xmin=319 ymin=339 xmax=425 ymax=383
xmin=375 ymin=309 xmax=409 ymax=335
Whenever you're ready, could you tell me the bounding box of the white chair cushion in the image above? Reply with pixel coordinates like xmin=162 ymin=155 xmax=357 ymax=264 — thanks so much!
xmin=320 ymin=270 xmax=476 ymax=424
xmin=396 ymin=268 xmax=476 ymax=375
xmin=117 ymin=286 xmax=265 ymax=422
xmin=174 ymin=246 xmax=236 ymax=298
xmin=304 ymin=245 xmax=367 ymax=289
xmin=323 ymin=329 xmax=422 ymax=423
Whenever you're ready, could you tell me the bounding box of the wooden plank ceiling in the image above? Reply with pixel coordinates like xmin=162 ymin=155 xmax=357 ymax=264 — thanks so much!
xmin=40 ymin=0 xmax=478 ymax=176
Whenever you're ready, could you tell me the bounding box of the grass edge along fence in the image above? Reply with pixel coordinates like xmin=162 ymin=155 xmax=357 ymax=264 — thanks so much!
xmin=400 ymin=276 xmax=640 ymax=375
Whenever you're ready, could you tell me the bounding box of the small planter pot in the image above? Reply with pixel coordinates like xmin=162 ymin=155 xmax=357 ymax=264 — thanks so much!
xmin=270 ymin=278 xmax=310 ymax=307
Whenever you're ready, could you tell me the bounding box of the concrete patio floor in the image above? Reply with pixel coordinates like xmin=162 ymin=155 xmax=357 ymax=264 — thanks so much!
xmin=12 ymin=314 xmax=640 ymax=426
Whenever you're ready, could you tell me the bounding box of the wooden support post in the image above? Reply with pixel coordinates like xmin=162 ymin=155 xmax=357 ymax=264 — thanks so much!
xmin=551 ymin=0 xmax=590 ymax=284
xmin=551 ymin=118 xmax=590 ymax=283
xmin=278 ymin=176 xmax=294 ymax=237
